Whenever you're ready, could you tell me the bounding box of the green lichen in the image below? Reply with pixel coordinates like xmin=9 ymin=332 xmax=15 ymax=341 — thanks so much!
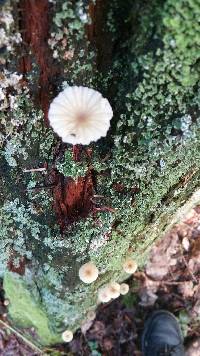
xmin=56 ymin=149 xmax=88 ymax=179
xmin=50 ymin=0 xmax=97 ymax=88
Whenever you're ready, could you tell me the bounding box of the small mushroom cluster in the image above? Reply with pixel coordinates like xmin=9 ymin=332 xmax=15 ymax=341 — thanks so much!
xmin=77 ymin=259 xmax=138 ymax=307
xmin=61 ymin=257 xmax=138 ymax=343
xmin=97 ymin=258 xmax=137 ymax=303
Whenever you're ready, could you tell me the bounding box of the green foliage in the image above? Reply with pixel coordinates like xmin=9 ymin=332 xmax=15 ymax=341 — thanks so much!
xmin=178 ymin=310 xmax=190 ymax=338
xmin=122 ymin=291 xmax=138 ymax=309
xmin=88 ymin=341 xmax=101 ymax=356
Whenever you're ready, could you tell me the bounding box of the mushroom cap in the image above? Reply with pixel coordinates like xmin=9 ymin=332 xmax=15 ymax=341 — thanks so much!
xmin=87 ymin=310 xmax=96 ymax=321
xmin=107 ymin=282 xmax=120 ymax=299
xmin=79 ymin=262 xmax=99 ymax=284
xmin=48 ymin=86 xmax=113 ymax=145
xmin=123 ymin=258 xmax=138 ymax=274
xmin=98 ymin=286 xmax=111 ymax=303
xmin=62 ymin=329 xmax=73 ymax=343
xmin=120 ymin=283 xmax=129 ymax=295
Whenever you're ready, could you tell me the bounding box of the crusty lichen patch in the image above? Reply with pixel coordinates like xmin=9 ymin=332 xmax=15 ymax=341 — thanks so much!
xmin=1 ymin=0 xmax=200 ymax=346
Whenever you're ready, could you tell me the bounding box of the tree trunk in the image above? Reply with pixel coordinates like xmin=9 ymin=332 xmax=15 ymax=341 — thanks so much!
xmin=1 ymin=0 xmax=200 ymax=346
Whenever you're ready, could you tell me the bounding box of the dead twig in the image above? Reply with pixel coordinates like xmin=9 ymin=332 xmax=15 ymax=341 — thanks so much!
xmin=181 ymin=255 xmax=198 ymax=283
xmin=0 ymin=320 xmax=45 ymax=355
xmin=23 ymin=167 xmax=47 ymax=173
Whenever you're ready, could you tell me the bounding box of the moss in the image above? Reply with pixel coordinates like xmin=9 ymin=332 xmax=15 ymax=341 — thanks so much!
xmin=1 ymin=0 xmax=200 ymax=346
xmin=3 ymin=271 xmax=61 ymax=345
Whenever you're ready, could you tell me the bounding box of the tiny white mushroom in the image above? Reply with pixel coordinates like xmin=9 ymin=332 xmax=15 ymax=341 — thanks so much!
xmin=87 ymin=310 xmax=96 ymax=321
xmin=4 ymin=299 xmax=9 ymax=306
xmin=62 ymin=329 xmax=73 ymax=343
xmin=98 ymin=286 xmax=111 ymax=303
xmin=123 ymin=259 xmax=138 ymax=274
xmin=79 ymin=262 xmax=99 ymax=284
xmin=107 ymin=282 xmax=120 ymax=299
xmin=48 ymin=86 xmax=113 ymax=145
xmin=120 ymin=283 xmax=129 ymax=295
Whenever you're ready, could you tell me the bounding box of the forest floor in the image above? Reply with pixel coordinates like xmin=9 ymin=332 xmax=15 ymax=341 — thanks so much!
xmin=0 ymin=205 xmax=200 ymax=355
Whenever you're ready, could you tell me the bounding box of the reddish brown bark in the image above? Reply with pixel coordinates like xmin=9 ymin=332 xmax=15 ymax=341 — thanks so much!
xmin=19 ymin=0 xmax=59 ymax=124
xmin=8 ymin=254 xmax=26 ymax=276
xmin=87 ymin=0 xmax=113 ymax=71
xmin=52 ymin=169 xmax=94 ymax=230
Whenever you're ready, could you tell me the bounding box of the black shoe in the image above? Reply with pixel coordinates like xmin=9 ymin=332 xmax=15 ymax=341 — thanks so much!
xmin=142 ymin=310 xmax=185 ymax=355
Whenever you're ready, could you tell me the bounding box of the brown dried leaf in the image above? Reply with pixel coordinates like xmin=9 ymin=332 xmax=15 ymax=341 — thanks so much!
xmin=186 ymin=338 xmax=200 ymax=356
xmin=139 ymin=276 xmax=159 ymax=306
xmin=182 ymin=237 xmax=190 ymax=252
xmin=88 ymin=321 xmax=106 ymax=341
xmin=81 ymin=319 xmax=94 ymax=335
xmin=0 ymin=328 xmax=39 ymax=356
xmin=178 ymin=281 xmax=194 ymax=298
xmin=102 ymin=337 xmax=114 ymax=351
xmin=146 ymin=232 xmax=180 ymax=280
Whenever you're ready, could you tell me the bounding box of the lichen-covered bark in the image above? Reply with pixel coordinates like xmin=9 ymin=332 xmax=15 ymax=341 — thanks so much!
xmin=1 ymin=0 xmax=200 ymax=346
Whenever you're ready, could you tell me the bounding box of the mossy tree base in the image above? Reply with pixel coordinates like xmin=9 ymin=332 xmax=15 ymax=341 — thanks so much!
xmin=1 ymin=0 xmax=200 ymax=346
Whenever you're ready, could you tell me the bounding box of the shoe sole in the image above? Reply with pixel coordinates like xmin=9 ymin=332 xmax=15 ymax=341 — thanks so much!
xmin=141 ymin=310 xmax=184 ymax=355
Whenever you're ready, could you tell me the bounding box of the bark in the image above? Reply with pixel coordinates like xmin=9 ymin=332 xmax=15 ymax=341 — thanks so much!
xmin=1 ymin=0 xmax=200 ymax=346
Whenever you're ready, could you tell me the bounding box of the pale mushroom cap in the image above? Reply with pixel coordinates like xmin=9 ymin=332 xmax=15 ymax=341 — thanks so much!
xmin=107 ymin=282 xmax=120 ymax=299
xmin=62 ymin=329 xmax=73 ymax=343
xmin=98 ymin=286 xmax=111 ymax=303
xmin=48 ymin=86 xmax=113 ymax=145
xmin=87 ymin=310 xmax=96 ymax=321
xmin=123 ymin=259 xmax=138 ymax=274
xmin=120 ymin=283 xmax=129 ymax=295
xmin=79 ymin=262 xmax=99 ymax=284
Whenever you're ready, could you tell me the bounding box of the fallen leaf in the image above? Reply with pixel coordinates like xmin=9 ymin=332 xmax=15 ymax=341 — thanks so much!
xmin=178 ymin=281 xmax=194 ymax=298
xmin=182 ymin=237 xmax=190 ymax=251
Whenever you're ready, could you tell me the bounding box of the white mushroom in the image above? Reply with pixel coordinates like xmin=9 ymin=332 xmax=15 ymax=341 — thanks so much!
xmin=62 ymin=329 xmax=73 ymax=343
xmin=120 ymin=283 xmax=129 ymax=295
xmin=4 ymin=299 xmax=9 ymax=306
xmin=48 ymin=86 xmax=113 ymax=145
xmin=86 ymin=310 xmax=96 ymax=321
xmin=123 ymin=258 xmax=138 ymax=274
xmin=79 ymin=262 xmax=99 ymax=284
xmin=107 ymin=282 xmax=120 ymax=299
xmin=98 ymin=286 xmax=111 ymax=303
